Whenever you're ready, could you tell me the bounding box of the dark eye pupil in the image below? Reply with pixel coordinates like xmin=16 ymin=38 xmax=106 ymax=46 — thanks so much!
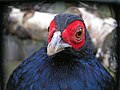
xmin=78 ymin=31 xmax=82 ymax=36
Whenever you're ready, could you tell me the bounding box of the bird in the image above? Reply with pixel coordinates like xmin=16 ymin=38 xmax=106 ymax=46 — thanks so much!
xmin=6 ymin=13 xmax=115 ymax=90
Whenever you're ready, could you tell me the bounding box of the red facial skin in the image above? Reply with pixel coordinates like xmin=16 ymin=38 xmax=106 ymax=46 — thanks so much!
xmin=48 ymin=20 xmax=56 ymax=43
xmin=48 ymin=20 xmax=85 ymax=50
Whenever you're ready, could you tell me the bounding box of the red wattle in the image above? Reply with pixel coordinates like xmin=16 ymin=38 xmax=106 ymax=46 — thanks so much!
xmin=48 ymin=20 xmax=56 ymax=43
xmin=48 ymin=19 xmax=85 ymax=50
xmin=62 ymin=20 xmax=85 ymax=49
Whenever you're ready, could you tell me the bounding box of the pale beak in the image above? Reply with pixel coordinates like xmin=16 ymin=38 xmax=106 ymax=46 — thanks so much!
xmin=47 ymin=31 xmax=71 ymax=56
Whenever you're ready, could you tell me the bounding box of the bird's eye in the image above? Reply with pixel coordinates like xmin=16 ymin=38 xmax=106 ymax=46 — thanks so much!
xmin=75 ymin=27 xmax=84 ymax=40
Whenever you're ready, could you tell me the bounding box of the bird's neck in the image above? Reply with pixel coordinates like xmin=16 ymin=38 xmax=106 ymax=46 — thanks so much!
xmin=47 ymin=47 xmax=95 ymax=65
xmin=64 ymin=47 xmax=95 ymax=60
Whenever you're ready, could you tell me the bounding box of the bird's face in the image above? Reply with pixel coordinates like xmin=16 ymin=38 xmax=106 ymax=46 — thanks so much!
xmin=47 ymin=14 xmax=85 ymax=56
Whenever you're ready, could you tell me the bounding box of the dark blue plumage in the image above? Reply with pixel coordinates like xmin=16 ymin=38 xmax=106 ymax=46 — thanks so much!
xmin=6 ymin=14 xmax=115 ymax=90
xmin=6 ymin=47 xmax=115 ymax=90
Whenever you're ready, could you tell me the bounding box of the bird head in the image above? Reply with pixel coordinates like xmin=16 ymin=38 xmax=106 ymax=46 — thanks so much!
xmin=47 ymin=14 xmax=91 ymax=56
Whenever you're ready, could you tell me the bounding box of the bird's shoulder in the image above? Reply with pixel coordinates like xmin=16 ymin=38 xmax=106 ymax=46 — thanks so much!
xmin=6 ymin=47 xmax=48 ymax=90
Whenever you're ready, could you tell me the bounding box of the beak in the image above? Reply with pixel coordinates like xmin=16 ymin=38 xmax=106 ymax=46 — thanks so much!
xmin=47 ymin=31 xmax=71 ymax=56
